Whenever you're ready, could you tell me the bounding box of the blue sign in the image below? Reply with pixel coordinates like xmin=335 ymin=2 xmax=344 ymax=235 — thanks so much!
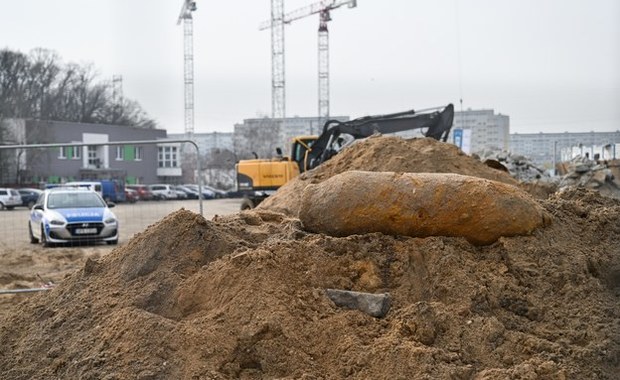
xmin=453 ymin=128 xmax=463 ymax=148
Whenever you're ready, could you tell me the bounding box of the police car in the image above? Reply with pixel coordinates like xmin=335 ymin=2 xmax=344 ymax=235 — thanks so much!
xmin=28 ymin=187 xmax=119 ymax=246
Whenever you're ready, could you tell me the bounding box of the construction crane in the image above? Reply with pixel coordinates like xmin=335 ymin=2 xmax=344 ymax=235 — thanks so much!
xmin=260 ymin=0 xmax=357 ymax=124
xmin=177 ymin=0 xmax=197 ymax=140
xmin=268 ymin=0 xmax=286 ymax=120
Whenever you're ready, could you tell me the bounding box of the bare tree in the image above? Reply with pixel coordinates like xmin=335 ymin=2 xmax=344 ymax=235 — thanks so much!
xmin=0 ymin=49 xmax=29 ymax=117
xmin=0 ymin=47 xmax=159 ymax=184
xmin=203 ymin=148 xmax=237 ymax=189
xmin=24 ymin=49 xmax=60 ymax=119
xmin=0 ymin=48 xmax=157 ymax=128
xmin=235 ymin=118 xmax=281 ymax=160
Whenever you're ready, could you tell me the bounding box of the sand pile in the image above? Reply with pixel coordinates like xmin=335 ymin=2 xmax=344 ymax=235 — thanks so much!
xmin=0 ymin=136 xmax=619 ymax=379
xmin=0 ymin=192 xmax=618 ymax=379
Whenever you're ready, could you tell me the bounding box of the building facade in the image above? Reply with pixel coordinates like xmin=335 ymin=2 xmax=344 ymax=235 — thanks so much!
xmin=392 ymin=108 xmax=510 ymax=154
xmin=168 ymin=131 xmax=234 ymax=156
xmin=559 ymin=143 xmax=620 ymax=162
xmin=452 ymin=109 xmax=510 ymax=153
xmin=233 ymin=116 xmax=349 ymax=160
xmin=1 ymin=119 xmax=182 ymax=185
xmin=510 ymin=131 xmax=620 ymax=168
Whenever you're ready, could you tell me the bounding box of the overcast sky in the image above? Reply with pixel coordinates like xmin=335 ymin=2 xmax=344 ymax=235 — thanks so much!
xmin=1 ymin=0 xmax=619 ymax=134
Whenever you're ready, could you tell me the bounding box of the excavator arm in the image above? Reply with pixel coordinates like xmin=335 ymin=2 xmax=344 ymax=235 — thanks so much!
xmin=236 ymin=103 xmax=454 ymax=210
xmin=302 ymin=103 xmax=454 ymax=171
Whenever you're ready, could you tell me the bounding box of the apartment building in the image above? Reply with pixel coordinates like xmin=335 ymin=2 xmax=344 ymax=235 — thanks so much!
xmin=394 ymin=108 xmax=510 ymax=154
xmin=510 ymin=131 xmax=620 ymax=167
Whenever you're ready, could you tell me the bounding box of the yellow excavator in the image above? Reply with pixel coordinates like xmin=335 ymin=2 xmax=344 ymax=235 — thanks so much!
xmin=236 ymin=104 xmax=455 ymax=209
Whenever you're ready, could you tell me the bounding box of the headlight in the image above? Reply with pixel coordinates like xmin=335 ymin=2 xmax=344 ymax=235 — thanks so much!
xmin=49 ymin=219 xmax=65 ymax=226
xmin=104 ymin=217 xmax=117 ymax=224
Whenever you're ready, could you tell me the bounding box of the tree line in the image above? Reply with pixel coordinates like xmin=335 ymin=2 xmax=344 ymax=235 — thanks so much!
xmin=0 ymin=48 xmax=156 ymax=128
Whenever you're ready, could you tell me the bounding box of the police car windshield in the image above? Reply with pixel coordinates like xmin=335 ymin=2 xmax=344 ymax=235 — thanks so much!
xmin=47 ymin=192 xmax=106 ymax=209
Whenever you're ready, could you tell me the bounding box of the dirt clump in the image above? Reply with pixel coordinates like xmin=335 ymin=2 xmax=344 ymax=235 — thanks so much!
xmin=0 ymin=188 xmax=618 ymax=379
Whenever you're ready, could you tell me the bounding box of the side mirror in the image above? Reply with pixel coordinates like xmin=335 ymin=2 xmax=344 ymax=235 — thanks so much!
xmin=107 ymin=202 xmax=116 ymax=208
xmin=33 ymin=204 xmax=44 ymax=211
xmin=276 ymin=147 xmax=283 ymax=156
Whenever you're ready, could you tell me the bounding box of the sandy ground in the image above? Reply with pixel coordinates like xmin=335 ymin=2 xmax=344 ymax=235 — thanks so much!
xmin=0 ymin=198 xmax=242 ymax=319
xmin=0 ymin=138 xmax=618 ymax=379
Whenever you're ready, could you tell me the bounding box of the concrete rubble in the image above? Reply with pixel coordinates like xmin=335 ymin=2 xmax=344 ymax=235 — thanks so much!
xmin=325 ymin=289 xmax=391 ymax=318
xmin=473 ymin=149 xmax=620 ymax=200
xmin=474 ymin=148 xmax=553 ymax=183
xmin=557 ymin=156 xmax=620 ymax=199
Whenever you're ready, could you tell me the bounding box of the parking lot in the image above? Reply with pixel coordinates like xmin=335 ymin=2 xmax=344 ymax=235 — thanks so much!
xmin=0 ymin=197 xmax=242 ymax=247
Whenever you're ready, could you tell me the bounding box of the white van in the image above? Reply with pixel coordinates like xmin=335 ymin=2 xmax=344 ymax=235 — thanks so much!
xmin=148 ymin=184 xmax=178 ymax=200
xmin=0 ymin=188 xmax=22 ymax=210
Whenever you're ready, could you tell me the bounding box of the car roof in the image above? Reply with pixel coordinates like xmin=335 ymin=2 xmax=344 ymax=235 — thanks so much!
xmin=45 ymin=187 xmax=92 ymax=193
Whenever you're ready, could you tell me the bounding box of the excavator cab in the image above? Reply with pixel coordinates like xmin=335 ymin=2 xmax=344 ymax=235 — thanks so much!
xmin=290 ymin=136 xmax=318 ymax=173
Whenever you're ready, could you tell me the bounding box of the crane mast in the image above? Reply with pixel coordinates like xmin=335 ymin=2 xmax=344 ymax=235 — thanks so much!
xmin=318 ymin=9 xmax=330 ymax=127
xmin=271 ymin=0 xmax=286 ymax=119
xmin=260 ymin=0 xmax=356 ymax=124
xmin=177 ymin=0 xmax=197 ymax=140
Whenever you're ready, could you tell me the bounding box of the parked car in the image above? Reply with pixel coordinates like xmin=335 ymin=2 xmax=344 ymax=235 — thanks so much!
xmin=0 ymin=188 xmax=22 ymax=210
xmin=28 ymin=187 xmax=119 ymax=246
xmin=175 ymin=185 xmax=199 ymax=199
xmin=183 ymin=184 xmax=215 ymax=199
xmin=148 ymin=184 xmax=178 ymax=200
xmin=126 ymin=185 xmax=154 ymax=201
xmin=17 ymin=188 xmax=42 ymax=208
xmin=173 ymin=186 xmax=188 ymax=200
xmin=224 ymin=189 xmax=244 ymax=198
xmin=202 ymin=185 xmax=227 ymax=199
xmin=124 ymin=188 xmax=139 ymax=203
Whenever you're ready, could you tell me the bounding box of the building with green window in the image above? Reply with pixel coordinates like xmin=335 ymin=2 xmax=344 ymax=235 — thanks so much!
xmin=4 ymin=119 xmax=181 ymax=185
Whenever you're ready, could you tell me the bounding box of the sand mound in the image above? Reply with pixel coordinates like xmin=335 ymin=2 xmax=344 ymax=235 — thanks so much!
xmin=0 ymin=187 xmax=619 ymax=379
xmin=257 ymin=136 xmax=523 ymax=216
xmin=1 ymin=136 xmax=618 ymax=379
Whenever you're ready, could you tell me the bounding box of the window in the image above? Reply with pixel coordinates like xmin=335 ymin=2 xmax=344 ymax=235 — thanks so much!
xmin=72 ymin=146 xmax=81 ymax=159
xmin=134 ymin=146 xmax=143 ymax=161
xmin=59 ymin=147 xmax=67 ymax=159
xmin=158 ymin=146 xmax=178 ymax=168
xmin=115 ymin=146 xmax=124 ymax=160
xmin=88 ymin=146 xmax=99 ymax=167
